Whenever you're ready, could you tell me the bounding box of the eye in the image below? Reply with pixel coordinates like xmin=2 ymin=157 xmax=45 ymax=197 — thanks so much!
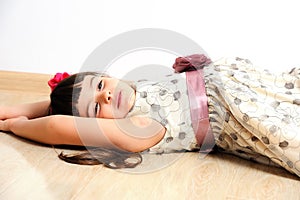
xmin=94 ymin=103 xmax=99 ymax=116
xmin=95 ymin=80 xmax=103 ymax=116
xmin=97 ymin=80 xmax=103 ymax=90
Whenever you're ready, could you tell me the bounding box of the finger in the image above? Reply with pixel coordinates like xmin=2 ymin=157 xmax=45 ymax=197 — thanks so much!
xmin=0 ymin=120 xmax=4 ymax=131
xmin=0 ymin=120 xmax=9 ymax=131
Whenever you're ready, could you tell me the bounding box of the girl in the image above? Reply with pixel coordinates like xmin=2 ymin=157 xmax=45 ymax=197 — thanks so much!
xmin=1 ymin=54 xmax=300 ymax=177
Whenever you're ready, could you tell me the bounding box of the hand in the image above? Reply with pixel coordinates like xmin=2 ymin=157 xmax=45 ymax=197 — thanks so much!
xmin=0 ymin=116 xmax=28 ymax=132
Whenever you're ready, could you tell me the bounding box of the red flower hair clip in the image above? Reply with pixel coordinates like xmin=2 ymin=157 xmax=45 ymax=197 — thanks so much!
xmin=48 ymin=72 xmax=70 ymax=91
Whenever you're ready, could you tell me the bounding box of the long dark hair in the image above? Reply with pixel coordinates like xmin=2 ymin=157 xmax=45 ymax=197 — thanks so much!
xmin=58 ymin=147 xmax=142 ymax=169
xmin=50 ymin=72 xmax=142 ymax=169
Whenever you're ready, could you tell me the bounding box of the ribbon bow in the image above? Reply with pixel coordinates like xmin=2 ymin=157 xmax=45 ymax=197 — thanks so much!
xmin=172 ymin=54 xmax=212 ymax=73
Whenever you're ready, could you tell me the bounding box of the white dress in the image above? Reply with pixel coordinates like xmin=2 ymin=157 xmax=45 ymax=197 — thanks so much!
xmin=128 ymin=56 xmax=300 ymax=177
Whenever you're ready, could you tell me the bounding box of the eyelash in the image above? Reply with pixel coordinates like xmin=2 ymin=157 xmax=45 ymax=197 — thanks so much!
xmin=95 ymin=80 xmax=103 ymax=116
xmin=97 ymin=80 xmax=103 ymax=90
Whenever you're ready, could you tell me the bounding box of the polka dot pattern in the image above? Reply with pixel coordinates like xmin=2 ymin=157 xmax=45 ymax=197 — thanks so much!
xmin=205 ymin=57 xmax=300 ymax=176
xmin=126 ymin=73 xmax=198 ymax=153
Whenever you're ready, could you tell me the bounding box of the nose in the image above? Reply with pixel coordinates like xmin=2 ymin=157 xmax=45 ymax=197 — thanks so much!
xmin=95 ymin=90 xmax=112 ymax=104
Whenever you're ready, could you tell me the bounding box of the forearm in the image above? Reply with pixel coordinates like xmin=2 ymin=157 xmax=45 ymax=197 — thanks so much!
xmin=1 ymin=100 xmax=50 ymax=119
xmin=10 ymin=115 xmax=82 ymax=145
xmin=3 ymin=114 xmax=116 ymax=148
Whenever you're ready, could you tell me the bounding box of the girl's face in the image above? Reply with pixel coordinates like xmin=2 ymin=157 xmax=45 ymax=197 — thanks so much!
xmin=77 ymin=75 xmax=136 ymax=119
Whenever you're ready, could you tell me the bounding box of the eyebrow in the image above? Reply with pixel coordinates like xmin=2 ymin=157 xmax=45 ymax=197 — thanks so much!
xmin=90 ymin=76 xmax=96 ymax=88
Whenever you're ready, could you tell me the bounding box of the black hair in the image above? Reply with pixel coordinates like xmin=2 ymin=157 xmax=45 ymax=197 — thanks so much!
xmin=49 ymin=72 xmax=98 ymax=116
xmin=58 ymin=147 xmax=142 ymax=169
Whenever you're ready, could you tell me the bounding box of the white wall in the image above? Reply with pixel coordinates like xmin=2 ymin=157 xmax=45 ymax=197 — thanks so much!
xmin=1 ymin=0 xmax=300 ymax=75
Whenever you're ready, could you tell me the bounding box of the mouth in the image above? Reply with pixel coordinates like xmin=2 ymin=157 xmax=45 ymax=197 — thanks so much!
xmin=117 ymin=91 xmax=122 ymax=109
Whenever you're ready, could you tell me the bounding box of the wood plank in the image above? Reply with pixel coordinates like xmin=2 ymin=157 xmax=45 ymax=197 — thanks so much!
xmin=0 ymin=70 xmax=52 ymax=94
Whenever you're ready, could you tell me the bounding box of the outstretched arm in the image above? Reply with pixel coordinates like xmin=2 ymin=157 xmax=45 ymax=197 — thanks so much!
xmin=0 ymin=100 xmax=50 ymax=120
xmin=0 ymin=115 xmax=166 ymax=152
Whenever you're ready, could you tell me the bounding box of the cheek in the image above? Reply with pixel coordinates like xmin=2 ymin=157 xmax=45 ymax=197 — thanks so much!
xmin=98 ymin=106 xmax=113 ymax=118
xmin=99 ymin=105 xmax=127 ymax=119
xmin=98 ymin=104 xmax=124 ymax=119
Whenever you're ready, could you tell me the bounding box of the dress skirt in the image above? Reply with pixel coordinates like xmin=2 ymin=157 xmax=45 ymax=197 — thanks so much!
xmin=204 ymin=57 xmax=300 ymax=177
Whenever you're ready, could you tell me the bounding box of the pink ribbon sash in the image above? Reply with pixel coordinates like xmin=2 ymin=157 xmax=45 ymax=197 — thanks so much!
xmin=186 ymin=70 xmax=215 ymax=152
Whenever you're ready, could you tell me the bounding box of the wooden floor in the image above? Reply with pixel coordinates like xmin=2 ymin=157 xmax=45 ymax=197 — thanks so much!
xmin=0 ymin=70 xmax=300 ymax=200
